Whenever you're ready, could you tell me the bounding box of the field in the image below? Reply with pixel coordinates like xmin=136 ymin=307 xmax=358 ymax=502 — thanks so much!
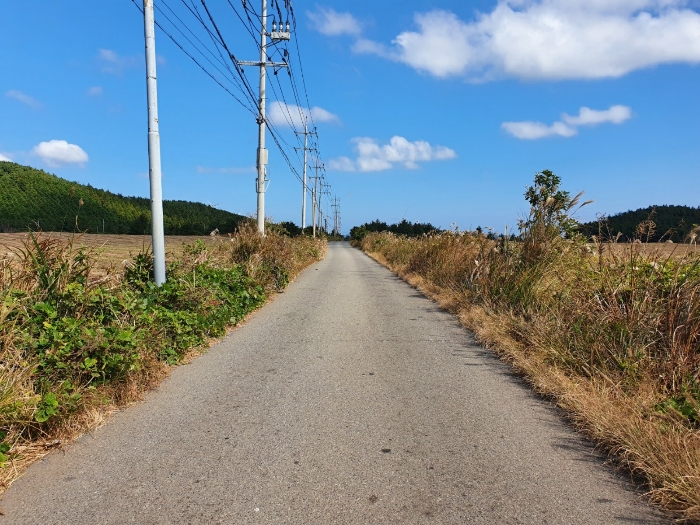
xmin=597 ymin=241 xmax=699 ymax=257
xmin=1 ymin=234 xmax=694 ymax=272
xmin=0 ymin=233 xmax=224 ymax=272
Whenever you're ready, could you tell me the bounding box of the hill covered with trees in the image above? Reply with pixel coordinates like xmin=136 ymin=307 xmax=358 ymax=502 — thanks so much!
xmin=0 ymin=162 xmax=245 ymax=235
xmin=580 ymin=205 xmax=700 ymax=242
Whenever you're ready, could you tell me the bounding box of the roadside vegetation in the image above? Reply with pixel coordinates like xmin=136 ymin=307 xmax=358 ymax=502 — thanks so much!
xmin=355 ymin=170 xmax=700 ymax=522
xmin=0 ymin=220 xmax=326 ymax=492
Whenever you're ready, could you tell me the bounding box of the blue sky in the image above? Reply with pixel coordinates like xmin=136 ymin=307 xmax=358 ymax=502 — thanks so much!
xmin=1 ymin=0 xmax=699 ymax=234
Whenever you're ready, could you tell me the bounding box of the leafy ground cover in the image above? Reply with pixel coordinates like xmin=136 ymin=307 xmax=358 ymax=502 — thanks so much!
xmin=356 ymin=171 xmax=700 ymax=522
xmin=0 ymin=221 xmax=325 ymax=492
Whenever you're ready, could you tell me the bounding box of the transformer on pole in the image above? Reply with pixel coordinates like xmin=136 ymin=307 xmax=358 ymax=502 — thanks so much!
xmin=237 ymin=0 xmax=290 ymax=236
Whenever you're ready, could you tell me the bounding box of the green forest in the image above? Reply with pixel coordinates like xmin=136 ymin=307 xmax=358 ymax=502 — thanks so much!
xmin=350 ymin=219 xmax=439 ymax=240
xmin=580 ymin=205 xmax=700 ymax=242
xmin=0 ymin=162 xmax=246 ymax=235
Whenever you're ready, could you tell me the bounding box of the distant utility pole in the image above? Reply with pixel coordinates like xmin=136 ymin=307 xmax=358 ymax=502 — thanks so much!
xmin=143 ymin=0 xmax=166 ymax=285
xmin=238 ymin=0 xmax=290 ymax=236
xmin=309 ymin=160 xmax=323 ymax=238
xmin=320 ymin=180 xmax=331 ymax=234
xmin=332 ymin=197 xmax=339 ymax=236
xmin=294 ymin=126 xmax=316 ymax=233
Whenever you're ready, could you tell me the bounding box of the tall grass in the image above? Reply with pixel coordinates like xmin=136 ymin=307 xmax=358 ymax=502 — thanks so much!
xmin=0 ymin=223 xmax=325 ymax=491
xmin=357 ymin=174 xmax=700 ymax=521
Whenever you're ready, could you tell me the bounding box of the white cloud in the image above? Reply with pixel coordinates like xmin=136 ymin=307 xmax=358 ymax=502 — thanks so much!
xmin=501 ymin=121 xmax=577 ymax=140
xmin=307 ymin=7 xmax=362 ymax=36
xmin=0 ymin=153 xmax=12 ymax=162
xmin=561 ymin=105 xmax=633 ymax=126
xmin=99 ymin=48 xmax=139 ymax=75
xmin=87 ymin=86 xmax=103 ymax=97
xmin=6 ymin=90 xmax=42 ymax=110
xmin=351 ymin=39 xmax=388 ymax=55
xmin=329 ymin=136 xmax=457 ymax=172
xmin=32 ymin=140 xmax=88 ymax=167
xmin=502 ymin=105 xmax=632 ymax=140
xmin=267 ymin=101 xmax=340 ymax=128
xmin=353 ymin=2 xmax=700 ymax=80
xmin=327 ymin=156 xmax=356 ymax=172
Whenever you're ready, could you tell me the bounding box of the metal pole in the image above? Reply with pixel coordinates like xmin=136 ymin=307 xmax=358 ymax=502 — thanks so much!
xmin=256 ymin=0 xmax=268 ymax=235
xmin=143 ymin=0 xmax=166 ymax=285
xmin=301 ymin=124 xmax=308 ymax=232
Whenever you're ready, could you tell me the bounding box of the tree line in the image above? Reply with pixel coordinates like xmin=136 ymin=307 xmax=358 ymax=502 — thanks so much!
xmin=0 ymin=162 xmax=245 ymax=235
xmin=579 ymin=205 xmax=700 ymax=242
xmin=350 ymin=219 xmax=439 ymax=240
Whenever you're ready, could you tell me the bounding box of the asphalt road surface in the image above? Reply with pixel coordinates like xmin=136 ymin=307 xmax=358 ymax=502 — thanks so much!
xmin=1 ymin=242 xmax=668 ymax=524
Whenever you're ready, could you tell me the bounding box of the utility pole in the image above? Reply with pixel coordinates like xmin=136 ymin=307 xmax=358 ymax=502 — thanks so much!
xmin=309 ymin=160 xmax=323 ymax=238
xmin=332 ymin=197 xmax=339 ymax=236
xmin=238 ymin=0 xmax=290 ymax=235
xmin=294 ymin=126 xmax=316 ymax=233
xmin=319 ymin=180 xmax=330 ymax=234
xmin=143 ymin=0 xmax=166 ymax=285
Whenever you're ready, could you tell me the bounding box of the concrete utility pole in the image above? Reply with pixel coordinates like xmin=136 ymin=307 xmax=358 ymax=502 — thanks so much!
xmin=309 ymin=161 xmax=323 ymax=237
xmin=294 ymin=126 xmax=317 ymax=233
xmin=311 ymin=172 xmax=318 ymax=238
xmin=332 ymin=197 xmax=340 ymax=236
xmin=319 ymin=180 xmax=331 ymax=234
xmin=238 ymin=0 xmax=290 ymax=236
xmin=143 ymin=0 xmax=166 ymax=285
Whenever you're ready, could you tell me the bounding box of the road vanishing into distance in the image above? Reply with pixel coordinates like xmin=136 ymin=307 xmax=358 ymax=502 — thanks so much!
xmin=1 ymin=243 xmax=668 ymax=524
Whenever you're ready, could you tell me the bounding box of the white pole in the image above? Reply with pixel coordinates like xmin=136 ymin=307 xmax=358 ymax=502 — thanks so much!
xmin=301 ymin=124 xmax=308 ymax=233
xmin=143 ymin=0 xmax=166 ymax=285
xmin=256 ymin=0 xmax=268 ymax=235
xmin=311 ymin=171 xmax=317 ymax=238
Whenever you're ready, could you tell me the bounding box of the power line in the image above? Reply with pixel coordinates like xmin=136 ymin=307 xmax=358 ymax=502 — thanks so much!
xmin=129 ymin=0 xmax=257 ymax=115
xmin=129 ymin=0 xmax=331 ymax=228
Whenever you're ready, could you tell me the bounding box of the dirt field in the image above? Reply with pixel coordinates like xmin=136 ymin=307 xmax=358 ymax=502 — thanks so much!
xmin=2 ymin=233 xmax=696 ymax=272
xmin=0 ymin=232 xmax=226 ymax=271
xmin=593 ymin=241 xmax=700 ymax=257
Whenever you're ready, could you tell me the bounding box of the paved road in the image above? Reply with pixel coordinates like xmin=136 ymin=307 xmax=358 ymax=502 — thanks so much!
xmin=1 ymin=242 xmax=667 ymax=524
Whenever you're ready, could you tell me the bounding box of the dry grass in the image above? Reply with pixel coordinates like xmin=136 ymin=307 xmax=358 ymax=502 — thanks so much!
xmin=596 ymin=242 xmax=700 ymax=258
xmin=360 ymin=232 xmax=700 ymax=522
xmin=0 ymin=225 xmax=325 ymax=493
xmin=0 ymin=232 xmax=222 ymax=273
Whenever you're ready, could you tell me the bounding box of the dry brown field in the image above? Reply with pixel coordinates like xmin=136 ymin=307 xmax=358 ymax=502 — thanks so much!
xmin=0 ymin=232 xmax=224 ymax=271
xmin=590 ymin=241 xmax=700 ymax=257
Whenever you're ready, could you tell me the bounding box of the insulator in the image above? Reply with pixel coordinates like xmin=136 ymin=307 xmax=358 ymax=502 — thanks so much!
xmin=286 ymin=21 xmax=290 ymax=32
xmin=272 ymin=20 xmax=277 ymax=32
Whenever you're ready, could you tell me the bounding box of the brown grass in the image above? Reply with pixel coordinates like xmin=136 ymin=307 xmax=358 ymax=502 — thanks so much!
xmin=0 ymin=232 xmax=222 ymax=272
xmin=0 ymin=226 xmax=326 ymax=493
xmin=360 ymin=232 xmax=700 ymax=522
